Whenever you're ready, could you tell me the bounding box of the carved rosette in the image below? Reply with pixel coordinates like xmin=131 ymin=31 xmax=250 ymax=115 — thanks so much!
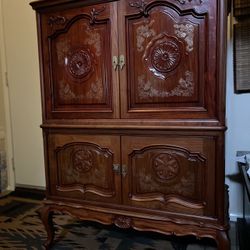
xmin=143 ymin=34 xmax=182 ymax=79
xmin=113 ymin=216 xmax=132 ymax=229
xmin=67 ymin=49 xmax=93 ymax=79
xmin=151 ymin=42 xmax=181 ymax=73
xmin=153 ymin=153 xmax=180 ymax=182
xmin=71 ymin=148 xmax=94 ymax=173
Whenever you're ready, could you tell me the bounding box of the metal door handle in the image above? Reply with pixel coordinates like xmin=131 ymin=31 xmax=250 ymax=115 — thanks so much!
xmin=119 ymin=55 xmax=125 ymax=71
xmin=112 ymin=56 xmax=119 ymax=71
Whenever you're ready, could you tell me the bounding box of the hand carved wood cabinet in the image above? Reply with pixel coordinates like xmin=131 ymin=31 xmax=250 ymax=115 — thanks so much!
xmin=30 ymin=0 xmax=229 ymax=249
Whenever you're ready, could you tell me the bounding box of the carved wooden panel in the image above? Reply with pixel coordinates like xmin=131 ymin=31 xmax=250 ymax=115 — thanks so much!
xmin=119 ymin=0 xmax=218 ymax=120
xmin=47 ymin=134 xmax=121 ymax=203
xmin=40 ymin=2 xmax=119 ymax=119
xmin=122 ymin=135 xmax=216 ymax=216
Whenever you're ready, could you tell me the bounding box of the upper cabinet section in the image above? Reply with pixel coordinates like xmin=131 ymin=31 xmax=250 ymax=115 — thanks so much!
xmin=36 ymin=2 xmax=119 ymax=119
xmin=32 ymin=0 xmax=227 ymax=125
xmin=119 ymin=0 xmax=225 ymax=121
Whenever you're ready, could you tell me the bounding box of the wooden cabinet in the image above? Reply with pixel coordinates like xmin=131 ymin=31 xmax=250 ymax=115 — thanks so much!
xmin=31 ymin=0 xmax=230 ymax=249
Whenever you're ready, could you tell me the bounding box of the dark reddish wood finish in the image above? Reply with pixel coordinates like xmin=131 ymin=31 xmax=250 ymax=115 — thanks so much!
xmin=30 ymin=0 xmax=229 ymax=249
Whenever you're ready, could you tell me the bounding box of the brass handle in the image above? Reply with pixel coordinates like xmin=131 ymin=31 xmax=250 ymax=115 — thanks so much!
xmin=119 ymin=55 xmax=125 ymax=71
xmin=112 ymin=56 xmax=119 ymax=71
xmin=122 ymin=164 xmax=127 ymax=177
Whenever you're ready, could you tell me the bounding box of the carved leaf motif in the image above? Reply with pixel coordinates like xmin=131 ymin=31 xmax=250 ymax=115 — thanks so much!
xmin=59 ymin=79 xmax=103 ymax=101
xmin=68 ymin=49 xmax=92 ymax=79
xmin=129 ymin=0 xmax=148 ymax=16
xmin=174 ymin=24 xmax=194 ymax=53
xmin=83 ymin=24 xmax=101 ymax=57
xmin=138 ymin=71 xmax=194 ymax=99
xmin=136 ymin=20 xmax=156 ymax=52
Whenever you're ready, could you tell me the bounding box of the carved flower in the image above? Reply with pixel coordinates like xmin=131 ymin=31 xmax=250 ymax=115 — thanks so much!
xmin=153 ymin=153 xmax=180 ymax=181
xmin=72 ymin=148 xmax=93 ymax=173
xmin=68 ymin=49 xmax=92 ymax=79
xmin=151 ymin=41 xmax=181 ymax=73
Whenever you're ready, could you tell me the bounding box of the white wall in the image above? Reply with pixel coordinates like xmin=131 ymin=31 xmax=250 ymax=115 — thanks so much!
xmin=225 ymin=15 xmax=250 ymax=220
xmin=1 ymin=0 xmax=45 ymax=187
xmin=0 ymin=53 xmax=5 ymax=133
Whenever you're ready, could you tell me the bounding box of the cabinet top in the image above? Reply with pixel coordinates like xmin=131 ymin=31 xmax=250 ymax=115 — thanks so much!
xmin=30 ymin=0 xmax=117 ymax=11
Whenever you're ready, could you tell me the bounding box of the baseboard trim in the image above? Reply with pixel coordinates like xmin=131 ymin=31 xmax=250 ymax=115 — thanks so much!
xmin=11 ymin=186 xmax=45 ymax=200
xmin=230 ymin=213 xmax=243 ymax=222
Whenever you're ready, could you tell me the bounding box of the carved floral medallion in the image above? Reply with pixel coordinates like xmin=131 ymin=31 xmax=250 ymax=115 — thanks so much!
xmin=151 ymin=40 xmax=181 ymax=73
xmin=68 ymin=49 xmax=93 ymax=79
xmin=143 ymin=34 xmax=182 ymax=79
xmin=71 ymin=148 xmax=94 ymax=173
xmin=153 ymin=153 xmax=180 ymax=181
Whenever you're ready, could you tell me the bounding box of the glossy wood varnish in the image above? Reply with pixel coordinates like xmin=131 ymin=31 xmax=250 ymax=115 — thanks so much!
xmin=30 ymin=0 xmax=230 ymax=249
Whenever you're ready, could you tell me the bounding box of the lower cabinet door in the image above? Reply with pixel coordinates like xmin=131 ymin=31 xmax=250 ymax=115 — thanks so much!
xmin=121 ymin=135 xmax=216 ymax=217
xmin=47 ymin=133 xmax=121 ymax=204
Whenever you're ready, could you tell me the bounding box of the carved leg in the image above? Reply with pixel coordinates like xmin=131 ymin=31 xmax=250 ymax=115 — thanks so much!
xmin=216 ymin=230 xmax=230 ymax=250
xmin=38 ymin=206 xmax=55 ymax=249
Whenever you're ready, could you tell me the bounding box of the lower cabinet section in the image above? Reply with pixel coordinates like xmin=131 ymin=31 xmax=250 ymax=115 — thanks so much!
xmin=47 ymin=132 xmax=218 ymax=218
xmin=43 ymin=129 xmax=229 ymax=249
xmin=122 ymin=136 xmax=215 ymax=217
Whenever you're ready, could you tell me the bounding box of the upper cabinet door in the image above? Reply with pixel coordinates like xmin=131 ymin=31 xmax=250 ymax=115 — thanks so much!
xmin=119 ymin=0 xmax=221 ymax=121
xmin=39 ymin=2 xmax=119 ymax=120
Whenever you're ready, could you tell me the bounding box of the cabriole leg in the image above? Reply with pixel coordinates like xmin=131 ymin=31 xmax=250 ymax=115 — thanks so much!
xmin=38 ymin=205 xmax=55 ymax=249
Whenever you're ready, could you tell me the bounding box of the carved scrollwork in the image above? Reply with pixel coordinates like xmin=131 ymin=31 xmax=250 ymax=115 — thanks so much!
xmin=48 ymin=16 xmax=67 ymax=26
xmin=83 ymin=23 xmax=101 ymax=57
xmin=129 ymin=0 xmax=148 ymax=16
xmin=174 ymin=24 xmax=194 ymax=53
xmin=138 ymin=70 xmax=194 ymax=99
xmin=143 ymin=34 xmax=183 ymax=79
xmin=176 ymin=0 xmax=203 ymax=4
xmin=71 ymin=147 xmax=94 ymax=173
xmin=89 ymin=6 xmax=106 ymax=25
xmin=113 ymin=216 xmax=132 ymax=229
xmin=153 ymin=153 xmax=180 ymax=181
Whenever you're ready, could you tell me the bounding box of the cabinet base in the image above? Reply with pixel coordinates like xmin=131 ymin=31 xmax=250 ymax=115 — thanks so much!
xmin=38 ymin=201 xmax=230 ymax=250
